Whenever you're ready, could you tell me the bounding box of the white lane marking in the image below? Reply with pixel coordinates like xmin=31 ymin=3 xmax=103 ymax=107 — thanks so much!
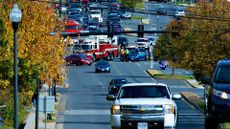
xmin=64 ymin=109 xmax=110 ymax=115
xmin=137 ymin=62 xmax=141 ymax=68
xmin=112 ymin=62 xmax=122 ymax=76
xmin=99 ymin=82 xmax=104 ymax=87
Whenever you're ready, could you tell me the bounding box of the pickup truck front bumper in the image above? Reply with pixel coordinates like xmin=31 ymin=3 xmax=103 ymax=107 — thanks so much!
xmin=111 ymin=114 xmax=175 ymax=129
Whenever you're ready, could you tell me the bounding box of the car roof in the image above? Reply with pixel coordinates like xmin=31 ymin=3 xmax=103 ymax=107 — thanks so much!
xmin=111 ymin=78 xmax=127 ymax=81
xmin=137 ymin=37 xmax=148 ymax=40
xmin=126 ymin=45 xmax=138 ymax=48
xmin=121 ymin=83 xmax=167 ymax=87
xmin=217 ymin=59 xmax=230 ymax=66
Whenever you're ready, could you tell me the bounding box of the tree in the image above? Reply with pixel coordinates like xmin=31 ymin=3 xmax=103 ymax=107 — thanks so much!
xmin=154 ymin=0 xmax=230 ymax=79
xmin=120 ymin=0 xmax=142 ymax=10
xmin=0 ymin=0 xmax=65 ymax=126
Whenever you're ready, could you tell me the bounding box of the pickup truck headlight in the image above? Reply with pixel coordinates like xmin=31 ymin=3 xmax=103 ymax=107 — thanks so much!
xmin=111 ymin=105 xmax=120 ymax=114
xmin=213 ymin=89 xmax=228 ymax=99
xmin=164 ymin=104 xmax=174 ymax=114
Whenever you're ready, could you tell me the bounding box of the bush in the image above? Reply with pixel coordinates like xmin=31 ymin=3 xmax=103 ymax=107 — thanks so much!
xmin=0 ymin=89 xmax=30 ymax=127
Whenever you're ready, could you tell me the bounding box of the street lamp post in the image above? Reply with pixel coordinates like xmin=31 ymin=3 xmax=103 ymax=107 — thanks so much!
xmin=9 ymin=3 xmax=22 ymax=129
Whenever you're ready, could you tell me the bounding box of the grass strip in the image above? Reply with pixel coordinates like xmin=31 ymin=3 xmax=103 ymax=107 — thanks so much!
xmin=152 ymin=74 xmax=194 ymax=80
xmin=134 ymin=2 xmax=144 ymax=10
xmin=131 ymin=15 xmax=146 ymax=20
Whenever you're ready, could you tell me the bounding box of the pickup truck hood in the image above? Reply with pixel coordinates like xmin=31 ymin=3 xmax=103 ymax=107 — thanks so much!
xmin=115 ymin=98 xmax=173 ymax=105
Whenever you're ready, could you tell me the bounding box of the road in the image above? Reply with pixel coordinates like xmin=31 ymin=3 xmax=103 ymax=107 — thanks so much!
xmin=57 ymin=60 xmax=204 ymax=129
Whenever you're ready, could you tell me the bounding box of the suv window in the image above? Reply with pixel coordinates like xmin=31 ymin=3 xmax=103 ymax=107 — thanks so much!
xmin=214 ymin=65 xmax=230 ymax=83
xmin=118 ymin=86 xmax=169 ymax=99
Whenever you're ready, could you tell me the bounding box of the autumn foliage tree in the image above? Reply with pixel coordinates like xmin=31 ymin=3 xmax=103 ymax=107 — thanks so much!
xmin=120 ymin=0 xmax=142 ymax=10
xmin=154 ymin=0 xmax=230 ymax=79
xmin=0 ymin=0 xmax=65 ymax=126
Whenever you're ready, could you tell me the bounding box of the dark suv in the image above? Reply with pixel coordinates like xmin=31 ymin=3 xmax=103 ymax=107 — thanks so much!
xmin=201 ymin=60 xmax=230 ymax=129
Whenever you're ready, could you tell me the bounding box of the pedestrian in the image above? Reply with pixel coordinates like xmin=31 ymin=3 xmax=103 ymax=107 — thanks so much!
xmin=125 ymin=48 xmax=129 ymax=62
xmin=120 ymin=47 xmax=125 ymax=61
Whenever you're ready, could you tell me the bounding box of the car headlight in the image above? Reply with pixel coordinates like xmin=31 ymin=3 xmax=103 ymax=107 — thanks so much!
xmin=106 ymin=67 xmax=110 ymax=70
xmin=213 ymin=89 xmax=228 ymax=99
xmin=164 ymin=104 xmax=174 ymax=114
xmin=111 ymin=105 xmax=120 ymax=114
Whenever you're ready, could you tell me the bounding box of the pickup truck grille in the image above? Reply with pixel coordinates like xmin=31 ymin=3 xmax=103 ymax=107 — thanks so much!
xmin=121 ymin=105 xmax=164 ymax=114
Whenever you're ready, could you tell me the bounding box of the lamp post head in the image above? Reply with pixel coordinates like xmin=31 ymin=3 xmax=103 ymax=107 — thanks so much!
xmin=10 ymin=4 xmax=22 ymax=23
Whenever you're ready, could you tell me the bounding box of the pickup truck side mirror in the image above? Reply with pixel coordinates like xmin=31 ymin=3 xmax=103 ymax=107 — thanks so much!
xmin=201 ymin=77 xmax=211 ymax=85
xmin=106 ymin=95 xmax=116 ymax=101
xmin=172 ymin=94 xmax=182 ymax=100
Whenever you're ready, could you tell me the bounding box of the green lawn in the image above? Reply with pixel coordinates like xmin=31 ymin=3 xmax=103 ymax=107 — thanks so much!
xmin=134 ymin=2 xmax=144 ymax=10
xmin=131 ymin=15 xmax=147 ymax=20
xmin=153 ymin=74 xmax=194 ymax=80
xmin=223 ymin=123 xmax=230 ymax=129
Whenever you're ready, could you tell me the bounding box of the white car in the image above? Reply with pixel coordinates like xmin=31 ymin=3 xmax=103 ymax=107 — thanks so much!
xmin=135 ymin=38 xmax=151 ymax=49
xmin=175 ymin=9 xmax=186 ymax=16
xmin=106 ymin=83 xmax=182 ymax=129
xmin=144 ymin=36 xmax=158 ymax=46
xmin=121 ymin=12 xmax=131 ymax=19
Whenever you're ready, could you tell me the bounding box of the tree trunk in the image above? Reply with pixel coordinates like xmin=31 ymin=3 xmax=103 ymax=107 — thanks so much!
xmin=171 ymin=67 xmax=175 ymax=75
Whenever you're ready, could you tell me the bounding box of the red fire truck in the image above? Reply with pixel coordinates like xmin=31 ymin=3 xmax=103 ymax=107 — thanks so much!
xmin=65 ymin=20 xmax=81 ymax=33
xmin=73 ymin=36 xmax=119 ymax=61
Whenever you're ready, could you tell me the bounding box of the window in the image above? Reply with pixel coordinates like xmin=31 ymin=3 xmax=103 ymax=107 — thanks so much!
xmin=214 ymin=65 xmax=230 ymax=83
xmin=118 ymin=86 xmax=169 ymax=99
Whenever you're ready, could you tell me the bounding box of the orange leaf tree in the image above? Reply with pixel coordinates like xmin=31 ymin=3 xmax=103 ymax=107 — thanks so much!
xmin=0 ymin=0 xmax=65 ymax=126
xmin=154 ymin=0 xmax=230 ymax=79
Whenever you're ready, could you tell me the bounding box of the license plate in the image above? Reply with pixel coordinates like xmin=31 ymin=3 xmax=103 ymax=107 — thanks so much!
xmin=101 ymin=68 xmax=105 ymax=71
xmin=137 ymin=122 xmax=148 ymax=129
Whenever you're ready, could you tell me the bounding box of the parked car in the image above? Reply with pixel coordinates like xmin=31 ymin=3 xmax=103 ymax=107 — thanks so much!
xmin=121 ymin=11 xmax=131 ymax=19
xmin=106 ymin=82 xmax=182 ymax=129
xmin=201 ymin=59 xmax=230 ymax=129
xmin=156 ymin=7 xmax=166 ymax=15
xmin=108 ymin=78 xmax=128 ymax=95
xmin=95 ymin=60 xmax=111 ymax=73
xmin=65 ymin=53 xmax=93 ymax=66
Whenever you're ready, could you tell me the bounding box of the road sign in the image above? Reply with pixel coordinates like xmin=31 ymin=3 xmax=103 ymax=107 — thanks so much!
xmin=39 ymin=95 xmax=55 ymax=113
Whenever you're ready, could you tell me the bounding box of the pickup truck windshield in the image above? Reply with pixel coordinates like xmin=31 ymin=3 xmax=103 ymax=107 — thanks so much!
xmin=118 ymin=86 xmax=169 ymax=99
xmin=214 ymin=65 xmax=230 ymax=83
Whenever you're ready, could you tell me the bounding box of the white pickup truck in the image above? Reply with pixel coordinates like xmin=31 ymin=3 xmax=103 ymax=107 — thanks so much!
xmin=106 ymin=83 xmax=182 ymax=129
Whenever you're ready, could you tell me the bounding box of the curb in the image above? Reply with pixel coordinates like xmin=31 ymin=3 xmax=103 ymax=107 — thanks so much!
xmin=180 ymin=92 xmax=204 ymax=113
xmin=185 ymin=79 xmax=204 ymax=89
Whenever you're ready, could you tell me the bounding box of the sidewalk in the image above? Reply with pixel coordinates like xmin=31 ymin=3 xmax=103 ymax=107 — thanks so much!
xmin=24 ymin=93 xmax=61 ymax=129
xmin=24 ymin=108 xmax=56 ymax=129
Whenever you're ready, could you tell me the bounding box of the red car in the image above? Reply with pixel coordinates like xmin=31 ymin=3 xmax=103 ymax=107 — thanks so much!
xmin=65 ymin=53 xmax=93 ymax=66
xmin=81 ymin=0 xmax=89 ymax=4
